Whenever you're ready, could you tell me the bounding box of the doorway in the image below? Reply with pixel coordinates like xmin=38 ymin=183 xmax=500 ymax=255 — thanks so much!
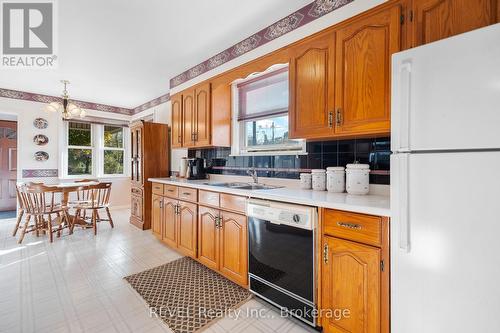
xmin=0 ymin=120 xmax=17 ymax=215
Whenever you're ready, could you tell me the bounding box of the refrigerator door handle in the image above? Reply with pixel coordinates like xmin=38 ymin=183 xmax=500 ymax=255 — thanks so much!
xmin=399 ymin=61 xmax=412 ymax=152
xmin=392 ymin=60 xmax=412 ymax=152
xmin=398 ymin=154 xmax=411 ymax=252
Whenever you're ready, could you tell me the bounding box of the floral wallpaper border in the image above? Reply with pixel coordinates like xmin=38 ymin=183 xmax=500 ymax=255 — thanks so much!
xmin=169 ymin=0 xmax=354 ymax=88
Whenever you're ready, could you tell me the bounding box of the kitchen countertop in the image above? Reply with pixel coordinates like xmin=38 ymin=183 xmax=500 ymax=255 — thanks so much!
xmin=149 ymin=178 xmax=391 ymax=217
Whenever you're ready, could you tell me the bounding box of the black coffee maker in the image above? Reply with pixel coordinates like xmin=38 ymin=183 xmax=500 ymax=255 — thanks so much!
xmin=187 ymin=158 xmax=206 ymax=179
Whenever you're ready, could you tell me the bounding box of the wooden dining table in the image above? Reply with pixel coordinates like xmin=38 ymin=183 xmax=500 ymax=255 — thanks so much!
xmin=46 ymin=181 xmax=99 ymax=228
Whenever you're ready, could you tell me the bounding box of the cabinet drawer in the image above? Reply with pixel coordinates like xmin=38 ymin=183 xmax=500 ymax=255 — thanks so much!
xmin=131 ymin=186 xmax=143 ymax=196
xmin=152 ymin=183 xmax=164 ymax=195
xmin=164 ymin=185 xmax=178 ymax=198
xmin=199 ymin=190 xmax=220 ymax=207
xmin=179 ymin=187 xmax=198 ymax=202
xmin=220 ymin=193 xmax=246 ymax=214
xmin=323 ymin=209 xmax=382 ymax=247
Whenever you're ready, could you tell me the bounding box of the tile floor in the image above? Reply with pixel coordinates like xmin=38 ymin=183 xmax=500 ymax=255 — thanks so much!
xmin=0 ymin=209 xmax=317 ymax=333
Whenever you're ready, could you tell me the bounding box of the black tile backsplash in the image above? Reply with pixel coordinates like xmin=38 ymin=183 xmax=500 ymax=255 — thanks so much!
xmin=188 ymin=137 xmax=391 ymax=185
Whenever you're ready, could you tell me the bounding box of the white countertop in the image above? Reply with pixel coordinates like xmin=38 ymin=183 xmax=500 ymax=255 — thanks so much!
xmin=149 ymin=178 xmax=390 ymax=217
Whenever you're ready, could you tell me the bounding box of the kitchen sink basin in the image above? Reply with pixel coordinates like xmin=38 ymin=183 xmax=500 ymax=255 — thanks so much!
xmin=203 ymin=182 xmax=282 ymax=190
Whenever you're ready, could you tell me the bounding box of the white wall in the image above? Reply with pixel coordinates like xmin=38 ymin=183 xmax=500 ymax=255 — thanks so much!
xmin=131 ymin=100 xmax=188 ymax=173
xmin=0 ymin=97 xmax=131 ymax=207
xmin=170 ymin=0 xmax=387 ymax=94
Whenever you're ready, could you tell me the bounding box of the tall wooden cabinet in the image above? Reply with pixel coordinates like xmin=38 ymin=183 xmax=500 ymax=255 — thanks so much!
xmin=129 ymin=121 xmax=169 ymax=230
xmin=171 ymin=94 xmax=183 ymax=149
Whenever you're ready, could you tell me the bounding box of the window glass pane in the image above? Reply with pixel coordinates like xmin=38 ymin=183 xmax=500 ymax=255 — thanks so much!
xmin=68 ymin=148 xmax=92 ymax=175
xmin=238 ymin=68 xmax=288 ymax=120
xmin=104 ymin=150 xmax=124 ymax=174
xmin=245 ymin=115 xmax=298 ymax=147
xmin=104 ymin=126 xmax=123 ymax=148
xmin=68 ymin=122 xmax=91 ymax=146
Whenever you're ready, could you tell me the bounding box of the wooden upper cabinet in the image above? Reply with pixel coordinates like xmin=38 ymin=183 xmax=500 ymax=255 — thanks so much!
xmin=177 ymin=201 xmax=197 ymax=257
xmin=211 ymin=82 xmax=231 ymax=147
xmin=182 ymin=89 xmax=196 ymax=147
xmin=171 ymin=93 xmax=183 ymax=149
xmin=413 ymin=0 xmax=500 ymax=46
xmin=219 ymin=212 xmax=248 ymax=286
xmin=151 ymin=194 xmax=162 ymax=237
xmin=289 ymin=33 xmax=335 ymax=139
xmin=334 ymin=5 xmax=401 ymax=136
xmin=322 ymin=236 xmax=381 ymax=333
xmin=194 ymin=83 xmax=211 ymax=147
xmin=162 ymin=197 xmax=177 ymax=249
xmin=198 ymin=206 xmax=219 ymax=270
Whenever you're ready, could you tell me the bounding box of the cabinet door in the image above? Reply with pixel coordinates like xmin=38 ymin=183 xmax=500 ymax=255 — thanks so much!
xmin=198 ymin=206 xmax=219 ymax=270
xmin=322 ymin=236 xmax=381 ymax=333
xmin=162 ymin=197 xmax=177 ymax=248
xmin=182 ymin=89 xmax=196 ymax=147
xmin=194 ymin=83 xmax=211 ymax=147
xmin=289 ymin=33 xmax=335 ymax=139
xmin=177 ymin=201 xmax=197 ymax=258
xmin=334 ymin=5 xmax=400 ymax=136
xmin=171 ymin=93 xmax=183 ymax=148
xmin=130 ymin=125 xmax=143 ymax=185
xmin=413 ymin=0 xmax=500 ymax=46
xmin=151 ymin=194 xmax=162 ymax=237
xmin=219 ymin=211 xmax=248 ymax=286
xmin=130 ymin=194 xmax=143 ymax=222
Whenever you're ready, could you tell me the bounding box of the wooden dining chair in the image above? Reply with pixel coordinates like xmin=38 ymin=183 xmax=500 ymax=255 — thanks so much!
xmin=17 ymin=183 xmax=71 ymax=243
xmin=12 ymin=182 xmax=44 ymax=237
xmin=70 ymin=182 xmax=113 ymax=235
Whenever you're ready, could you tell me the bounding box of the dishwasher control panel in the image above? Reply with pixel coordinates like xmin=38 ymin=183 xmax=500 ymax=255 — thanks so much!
xmin=246 ymin=199 xmax=317 ymax=230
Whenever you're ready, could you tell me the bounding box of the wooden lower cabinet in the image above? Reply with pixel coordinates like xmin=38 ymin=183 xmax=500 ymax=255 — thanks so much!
xmin=177 ymin=201 xmax=197 ymax=257
xmin=219 ymin=211 xmax=248 ymax=286
xmin=321 ymin=209 xmax=389 ymax=333
xmin=151 ymin=194 xmax=162 ymax=237
xmin=162 ymin=197 xmax=178 ymax=249
xmin=198 ymin=206 xmax=219 ymax=270
xmin=197 ymin=206 xmax=248 ymax=287
xmin=322 ymin=236 xmax=381 ymax=333
xmin=130 ymin=192 xmax=143 ymax=225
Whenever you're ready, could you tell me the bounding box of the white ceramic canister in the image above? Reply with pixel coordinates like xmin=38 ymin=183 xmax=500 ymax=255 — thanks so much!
xmin=346 ymin=163 xmax=370 ymax=195
xmin=179 ymin=157 xmax=188 ymax=178
xmin=326 ymin=166 xmax=345 ymax=193
xmin=311 ymin=169 xmax=326 ymax=191
xmin=300 ymin=173 xmax=312 ymax=189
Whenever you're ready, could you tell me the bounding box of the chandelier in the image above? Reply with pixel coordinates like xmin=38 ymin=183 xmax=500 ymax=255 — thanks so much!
xmin=44 ymin=80 xmax=86 ymax=119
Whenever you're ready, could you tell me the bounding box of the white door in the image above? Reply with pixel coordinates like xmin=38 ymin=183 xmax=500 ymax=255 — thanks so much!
xmin=391 ymin=151 xmax=500 ymax=333
xmin=391 ymin=23 xmax=500 ymax=153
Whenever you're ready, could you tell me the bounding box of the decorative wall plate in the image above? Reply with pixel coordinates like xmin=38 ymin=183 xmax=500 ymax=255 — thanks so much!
xmin=33 ymin=118 xmax=48 ymax=129
xmin=33 ymin=134 xmax=49 ymax=145
xmin=34 ymin=151 xmax=49 ymax=162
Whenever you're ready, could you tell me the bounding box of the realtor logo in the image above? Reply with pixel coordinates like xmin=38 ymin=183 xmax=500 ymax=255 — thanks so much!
xmin=1 ymin=0 xmax=57 ymax=68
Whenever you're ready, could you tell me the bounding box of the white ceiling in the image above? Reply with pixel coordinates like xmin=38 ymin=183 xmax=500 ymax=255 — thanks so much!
xmin=0 ymin=0 xmax=312 ymax=109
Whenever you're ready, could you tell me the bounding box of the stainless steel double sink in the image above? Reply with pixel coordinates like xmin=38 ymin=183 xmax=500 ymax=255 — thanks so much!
xmin=203 ymin=182 xmax=282 ymax=190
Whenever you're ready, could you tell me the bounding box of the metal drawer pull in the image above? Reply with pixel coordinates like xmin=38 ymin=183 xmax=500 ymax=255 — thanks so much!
xmin=182 ymin=192 xmax=191 ymax=196
xmin=337 ymin=222 xmax=362 ymax=230
xmin=167 ymin=189 xmax=175 ymax=192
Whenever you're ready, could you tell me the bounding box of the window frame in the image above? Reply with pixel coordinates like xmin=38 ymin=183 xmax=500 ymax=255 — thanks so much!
xmin=231 ymin=64 xmax=306 ymax=156
xmin=62 ymin=121 xmax=129 ymax=179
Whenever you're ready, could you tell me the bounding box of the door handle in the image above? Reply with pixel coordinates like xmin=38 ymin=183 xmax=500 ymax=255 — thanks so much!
xmin=396 ymin=61 xmax=412 ymax=152
xmin=328 ymin=111 xmax=333 ymax=128
xmin=335 ymin=108 xmax=343 ymax=126
xmin=395 ymin=154 xmax=410 ymax=252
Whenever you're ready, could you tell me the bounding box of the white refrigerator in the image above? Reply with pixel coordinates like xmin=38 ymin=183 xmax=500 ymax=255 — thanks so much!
xmin=391 ymin=23 xmax=500 ymax=333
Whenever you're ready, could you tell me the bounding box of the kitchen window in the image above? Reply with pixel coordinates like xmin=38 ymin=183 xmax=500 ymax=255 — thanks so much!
xmin=64 ymin=121 xmax=128 ymax=178
xmin=232 ymin=64 xmax=305 ymax=155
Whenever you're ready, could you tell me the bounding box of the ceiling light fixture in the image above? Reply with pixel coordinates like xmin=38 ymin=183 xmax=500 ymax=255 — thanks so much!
xmin=44 ymin=80 xmax=86 ymax=119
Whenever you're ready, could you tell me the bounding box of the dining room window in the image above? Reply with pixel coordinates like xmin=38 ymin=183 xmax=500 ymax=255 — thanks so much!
xmin=64 ymin=121 xmax=127 ymax=178
xmin=67 ymin=122 xmax=93 ymax=176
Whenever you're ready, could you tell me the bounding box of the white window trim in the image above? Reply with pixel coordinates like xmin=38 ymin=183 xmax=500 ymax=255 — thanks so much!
xmin=230 ymin=63 xmax=306 ymax=156
xmin=61 ymin=121 xmax=130 ymax=179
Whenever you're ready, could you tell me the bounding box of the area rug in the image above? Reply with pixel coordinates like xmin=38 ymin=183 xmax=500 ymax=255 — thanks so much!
xmin=124 ymin=257 xmax=251 ymax=333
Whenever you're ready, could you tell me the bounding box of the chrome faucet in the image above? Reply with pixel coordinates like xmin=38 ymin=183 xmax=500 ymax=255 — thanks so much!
xmin=247 ymin=168 xmax=258 ymax=184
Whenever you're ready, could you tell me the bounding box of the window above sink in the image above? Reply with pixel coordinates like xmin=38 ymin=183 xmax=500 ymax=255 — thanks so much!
xmin=231 ymin=64 xmax=306 ymax=156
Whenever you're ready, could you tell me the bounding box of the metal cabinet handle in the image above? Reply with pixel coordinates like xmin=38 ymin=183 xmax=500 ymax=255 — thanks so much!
xmin=337 ymin=221 xmax=362 ymax=230
xmin=328 ymin=111 xmax=333 ymax=128
xmin=167 ymin=189 xmax=175 ymax=193
xmin=182 ymin=192 xmax=191 ymax=196
xmin=336 ymin=108 xmax=343 ymax=126
xmin=178 ymin=135 xmax=182 ymax=143
xmin=159 ymin=199 xmax=163 ymax=208
xmin=323 ymin=243 xmax=329 ymax=264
